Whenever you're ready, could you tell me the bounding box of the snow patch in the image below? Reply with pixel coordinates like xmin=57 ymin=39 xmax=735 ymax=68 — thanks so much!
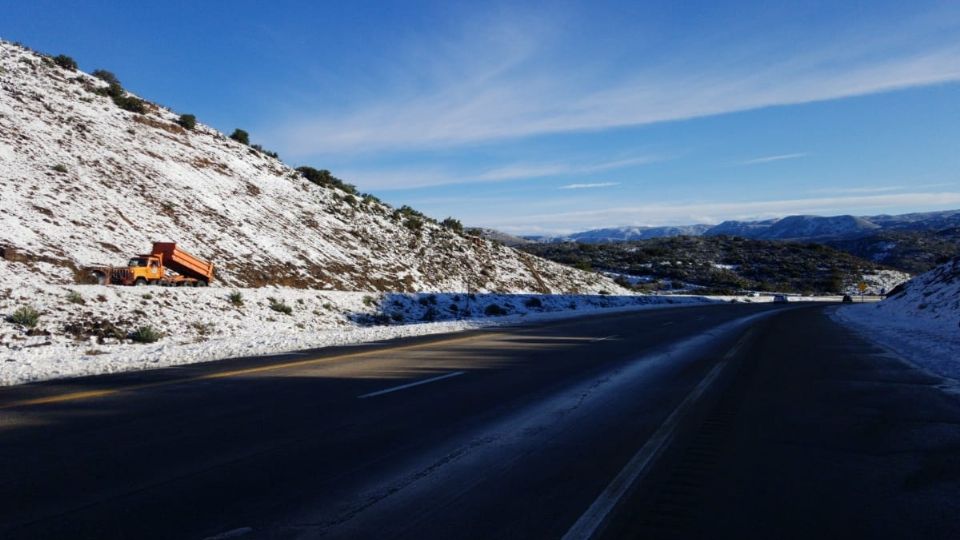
xmin=833 ymin=258 xmax=960 ymax=380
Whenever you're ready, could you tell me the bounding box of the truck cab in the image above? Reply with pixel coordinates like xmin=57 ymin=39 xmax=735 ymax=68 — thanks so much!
xmin=127 ymin=255 xmax=163 ymax=285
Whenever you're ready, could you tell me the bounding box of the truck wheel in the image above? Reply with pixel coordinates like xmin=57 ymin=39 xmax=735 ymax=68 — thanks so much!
xmin=197 ymin=280 xmax=208 ymax=287
xmin=135 ymin=278 xmax=147 ymax=287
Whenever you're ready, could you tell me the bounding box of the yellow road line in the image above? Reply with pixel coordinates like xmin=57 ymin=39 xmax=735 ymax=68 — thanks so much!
xmin=0 ymin=332 xmax=499 ymax=410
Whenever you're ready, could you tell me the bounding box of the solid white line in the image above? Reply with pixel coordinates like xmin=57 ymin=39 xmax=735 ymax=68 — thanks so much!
xmin=562 ymin=331 xmax=752 ymax=540
xmin=357 ymin=371 xmax=466 ymax=399
xmin=592 ymin=335 xmax=619 ymax=342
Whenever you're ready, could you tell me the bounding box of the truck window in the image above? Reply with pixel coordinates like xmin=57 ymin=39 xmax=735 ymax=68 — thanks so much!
xmin=128 ymin=258 xmax=147 ymax=267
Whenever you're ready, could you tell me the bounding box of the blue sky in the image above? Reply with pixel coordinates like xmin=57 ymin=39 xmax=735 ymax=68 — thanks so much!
xmin=3 ymin=0 xmax=960 ymax=234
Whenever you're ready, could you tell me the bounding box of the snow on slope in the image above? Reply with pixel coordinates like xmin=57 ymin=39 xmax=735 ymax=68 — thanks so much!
xmin=0 ymin=40 xmax=621 ymax=294
xmin=851 ymin=269 xmax=910 ymax=296
xmin=0 ymin=257 xmax=711 ymax=385
xmin=833 ymin=257 xmax=960 ymax=380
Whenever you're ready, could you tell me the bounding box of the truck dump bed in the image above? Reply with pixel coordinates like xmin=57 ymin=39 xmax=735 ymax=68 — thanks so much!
xmin=151 ymin=242 xmax=215 ymax=283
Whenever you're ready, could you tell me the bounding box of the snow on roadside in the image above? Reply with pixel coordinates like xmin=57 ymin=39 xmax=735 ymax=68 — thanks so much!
xmin=0 ymin=260 xmax=715 ymax=386
xmin=851 ymin=269 xmax=910 ymax=296
xmin=832 ymin=257 xmax=960 ymax=380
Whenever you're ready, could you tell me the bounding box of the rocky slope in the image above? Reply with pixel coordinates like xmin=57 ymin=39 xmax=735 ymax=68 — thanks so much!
xmin=0 ymin=40 xmax=621 ymax=295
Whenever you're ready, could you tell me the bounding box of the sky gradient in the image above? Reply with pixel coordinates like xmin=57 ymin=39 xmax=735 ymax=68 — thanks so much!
xmin=3 ymin=0 xmax=959 ymax=234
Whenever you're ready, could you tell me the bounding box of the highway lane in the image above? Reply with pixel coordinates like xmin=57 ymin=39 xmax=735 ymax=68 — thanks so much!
xmin=603 ymin=305 xmax=960 ymax=540
xmin=0 ymin=303 xmax=791 ymax=539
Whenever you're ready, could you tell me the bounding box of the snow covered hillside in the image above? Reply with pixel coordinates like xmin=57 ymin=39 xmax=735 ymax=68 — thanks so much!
xmin=0 ymin=40 xmax=620 ymax=295
xmin=834 ymin=257 xmax=960 ymax=380
xmin=0 ymin=40 xmax=659 ymax=385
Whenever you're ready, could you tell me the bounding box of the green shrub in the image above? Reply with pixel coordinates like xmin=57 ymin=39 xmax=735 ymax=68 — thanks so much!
xmin=91 ymin=69 xmax=119 ymax=85
xmin=296 ymin=166 xmax=358 ymax=195
xmin=361 ymin=193 xmax=383 ymax=205
xmin=130 ymin=325 xmax=163 ymax=343
xmin=53 ymin=54 xmax=77 ymax=70
xmin=8 ymin=306 xmax=40 ymax=327
xmin=228 ymin=290 xmax=244 ymax=306
xmin=177 ymin=113 xmax=196 ymax=130
xmin=268 ymin=297 xmax=292 ymax=315
xmin=441 ymin=217 xmax=464 ymax=234
xmin=113 ymin=94 xmax=146 ymax=113
xmin=484 ymin=304 xmax=508 ymax=316
xmin=362 ymin=295 xmax=377 ymax=307
xmin=230 ymin=129 xmax=250 ymax=145
xmin=67 ymin=290 xmax=85 ymax=305
xmin=95 ymin=81 xmax=125 ymax=99
xmin=404 ymin=217 xmax=423 ymax=232
xmin=51 ymin=164 xmax=68 ymax=173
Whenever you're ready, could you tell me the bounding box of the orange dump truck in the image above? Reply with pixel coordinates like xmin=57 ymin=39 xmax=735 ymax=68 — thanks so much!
xmin=91 ymin=242 xmax=215 ymax=287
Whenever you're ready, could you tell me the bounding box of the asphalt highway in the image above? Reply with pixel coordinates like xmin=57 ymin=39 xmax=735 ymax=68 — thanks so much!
xmin=1 ymin=302 xmax=956 ymax=539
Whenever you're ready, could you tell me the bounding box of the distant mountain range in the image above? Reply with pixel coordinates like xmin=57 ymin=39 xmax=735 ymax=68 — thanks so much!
xmin=520 ymin=210 xmax=960 ymax=243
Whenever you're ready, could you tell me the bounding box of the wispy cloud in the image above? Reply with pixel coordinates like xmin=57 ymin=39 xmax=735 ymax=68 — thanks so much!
xmin=341 ymin=155 xmax=659 ymax=190
xmin=271 ymin=8 xmax=960 ymax=155
xmin=483 ymin=192 xmax=960 ymax=233
xmin=739 ymin=153 xmax=807 ymax=165
xmin=559 ymin=182 xmax=619 ymax=190
xmin=808 ymin=182 xmax=957 ymax=195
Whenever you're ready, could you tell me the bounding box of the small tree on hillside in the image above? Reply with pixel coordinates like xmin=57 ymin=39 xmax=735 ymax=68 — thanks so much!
xmin=91 ymin=69 xmax=120 ymax=85
xmin=230 ymin=129 xmax=250 ymax=145
xmin=441 ymin=217 xmax=464 ymax=234
xmin=296 ymin=166 xmax=358 ymax=195
xmin=177 ymin=113 xmax=197 ymax=130
xmin=53 ymin=54 xmax=77 ymax=70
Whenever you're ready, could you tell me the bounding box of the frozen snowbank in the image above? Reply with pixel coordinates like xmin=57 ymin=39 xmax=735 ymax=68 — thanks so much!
xmin=832 ymin=257 xmax=960 ymax=380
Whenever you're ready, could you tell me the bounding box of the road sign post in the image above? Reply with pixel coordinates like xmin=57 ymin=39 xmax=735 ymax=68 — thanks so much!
xmin=857 ymin=281 xmax=868 ymax=302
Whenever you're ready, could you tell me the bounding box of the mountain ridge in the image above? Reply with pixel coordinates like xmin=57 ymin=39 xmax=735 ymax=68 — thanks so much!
xmin=524 ymin=209 xmax=960 ymax=243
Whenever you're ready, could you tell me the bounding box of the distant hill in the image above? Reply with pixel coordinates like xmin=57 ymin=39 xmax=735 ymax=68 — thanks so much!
xmin=472 ymin=228 xmax=535 ymax=247
xmin=709 ymin=214 xmax=881 ymax=240
xmin=565 ymin=225 xmax=713 ymax=243
xmin=519 ymin=235 xmax=909 ymax=295
xmin=825 ymin=228 xmax=960 ymax=274
xmin=522 ymin=210 xmax=960 ymax=274
xmin=544 ymin=210 xmax=960 ymax=244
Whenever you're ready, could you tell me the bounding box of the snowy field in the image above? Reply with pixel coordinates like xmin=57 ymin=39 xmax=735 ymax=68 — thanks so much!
xmin=833 ymin=258 xmax=960 ymax=381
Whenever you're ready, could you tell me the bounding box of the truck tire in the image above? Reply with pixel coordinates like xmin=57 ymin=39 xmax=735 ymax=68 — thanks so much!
xmin=197 ymin=280 xmax=208 ymax=287
xmin=135 ymin=278 xmax=147 ymax=287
